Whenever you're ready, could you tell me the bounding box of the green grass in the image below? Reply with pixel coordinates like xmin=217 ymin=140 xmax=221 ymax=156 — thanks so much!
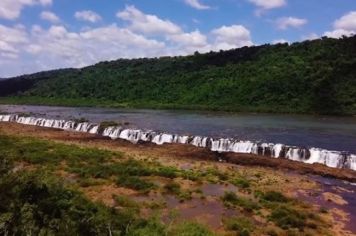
xmin=0 ymin=170 xmax=139 ymax=235
xmin=170 ymin=222 xmax=216 ymax=236
xmin=113 ymin=195 xmax=139 ymax=208
xmin=155 ymin=166 xmax=179 ymax=179
xmin=231 ymin=177 xmax=251 ymax=189
xmin=224 ymin=216 xmax=255 ymax=236
xmin=269 ymin=206 xmax=306 ymax=230
xmin=0 ymin=134 xmax=332 ymax=235
xmin=261 ymin=191 xmax=289 ymax=203
xmin=221 ymin=191 xmax=260 ymax=212
xmin=0 ymin=134 xmax=216 ymax=235
xmin=164 ymin=182 xmax=181 ymax=194
xmin=116 ymin=175 xmax=156 ymax=192
xmin=0 ymin=135 xmax=115 ymax=167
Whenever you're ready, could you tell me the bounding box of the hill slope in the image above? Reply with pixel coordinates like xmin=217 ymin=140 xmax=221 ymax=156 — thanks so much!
xmin=1 ymin=36 xmax=356 ymax=115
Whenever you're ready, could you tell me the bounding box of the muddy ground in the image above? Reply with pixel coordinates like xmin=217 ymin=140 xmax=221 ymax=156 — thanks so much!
xmin=1 ymin=122 xmax=356 ymax=236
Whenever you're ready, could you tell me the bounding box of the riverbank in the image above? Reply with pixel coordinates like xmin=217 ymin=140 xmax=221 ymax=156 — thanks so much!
xmin=1 ymin=113 xmax=356 ymax=172
xmin=1 ymin=122 xmax=356 ymax=235
xmin=1 ymin=122 xmax=355 ymax=181
xmin=1 ymin=96 xmax=354 ymax=115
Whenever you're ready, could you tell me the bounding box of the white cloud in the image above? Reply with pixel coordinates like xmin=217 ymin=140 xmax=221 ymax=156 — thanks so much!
xmin=0 ymin=24 xmax=28 ymax=53
xmin=75 ymin=10 xmax=102 ymax=23
xmin=324 ymin=29 xmax=355 ymax=39
xmin=0 ymin=24 xmax=28 ymax=61
xmin=302 ymin=33 xmax=319 ymax=41
xmin=0 ymin=5 xmax=257 ymax=77
xmin=276 ymin=17 xmax=307 ymax=30
xmin=334 ymin=11 xmax=356 ymax=31
xmin=324 ymin=11 xmax=356 ymax=38
xmin=0 ymin=24 xmax=168 ymax=77
xmin=38 ymin=0 xmax=52 ymax=5
xmin=168 ymin=30 xmax=207 ymax=47
xmin=166 ymin=30 xmax=211 ymax=55
xmin=184 ymin=0 xmax=211 ymax=10
xmin=248 ymin=0 xmax=286 ymax=10
xmin=40 ymin=11 xmax=60 ymax=23
xmin=0 ymin=0 xmax=52 ymax=20
xmin=211 ymin=25 xmax=253 ymax=50
xmin=117 ymin=5 xmax=182 ymax=35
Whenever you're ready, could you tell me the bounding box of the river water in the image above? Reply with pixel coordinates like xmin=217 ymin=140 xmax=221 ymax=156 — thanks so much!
xmin=0 ymin=104 xmax=355 ymax=154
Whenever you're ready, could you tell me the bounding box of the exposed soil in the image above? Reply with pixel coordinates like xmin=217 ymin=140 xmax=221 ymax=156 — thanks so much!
xmin=1 ymin=122 xmax=356 ymax=235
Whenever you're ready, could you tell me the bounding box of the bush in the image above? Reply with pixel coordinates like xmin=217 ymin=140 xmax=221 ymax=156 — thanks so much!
xmin=231 ymin=178 xmax=250 ymax=189
xmin=164 ymin=182 xmax=181 ymax=194
xmin=262 ymin=191 xmax=289 ymax=203
xmin=78 ymin=178 xmax=105 ymax=187
xmin=155 ymin=166 xmax=178 ymax=179
xmin=319 ymin=207 xmax=328 ymax=214
xmin=113 ymin=195 xmax=139 ymax=208
xmin=224 ymin=217 xmax=254 ymax=236
xmin=0 ymin=171 xmax=136 ymax=235
xmin=181 ymin=170 xmax=201 ymax=181
xmin=221 ymin=192 xmax=259 ymax=212
xmin=116 ymin=175 xmax=156 ymax=192
xmin=127 ymin=217 xmax=166 ymax=236
xmin=170 ymin=222 xmax=215 ymax=236
xmin=269 ymin=206 xmax=306 ymax=230
xmin=72 ymin=159 xmax=154 ymax=179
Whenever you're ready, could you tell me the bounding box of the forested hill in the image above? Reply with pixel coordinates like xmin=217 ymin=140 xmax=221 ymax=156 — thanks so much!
xmin=1 ymin=36 xmax=356 ymax=115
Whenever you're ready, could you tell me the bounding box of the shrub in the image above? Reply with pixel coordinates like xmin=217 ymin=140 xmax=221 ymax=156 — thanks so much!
xmin=116 ymin=175 xmax=156 ymax=192
xmin=262 ymin=191 xmax=289 ymax=203
xmin=180 ymin=170 xmax=201 ymax=181
xmin=221 ymin=192 xmax=260 ymax=212
xmin=231 ymin=178 xmax=250 ymax=189
xmin=170 ymin=221 xmax=215 ymax=236
xmin=78 ymin=178 xmax=105 ymax=187
xmin=319 ymin=207 xmax=328 ymax=214
xmin=224 ymin=217 xmax=254 ymax=236
xmin=269 ymin=206 xmax=306 ymax=230
xmin=0 ymin=171 xmax=136 ymax=235
xmin=114 ymin=159 xmax=154 ymax=176
xmin=127 ymin=217 xmax=166 ymax=236
xmin=177 ymin=191 xmax=192 ymax=202
xmin=155 ymin=166 xmax=178 ymax=179
xmin=164 ymin=182 xmax=181 ymax=194
xmin=113 ymin=195 xmax=139 ymax=208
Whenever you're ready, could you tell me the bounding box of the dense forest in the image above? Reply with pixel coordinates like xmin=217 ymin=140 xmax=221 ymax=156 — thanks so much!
xmin=0 ymin=36 xmax=355 ymax=115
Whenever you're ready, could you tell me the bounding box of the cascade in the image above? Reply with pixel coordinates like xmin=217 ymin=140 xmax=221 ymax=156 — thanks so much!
xmin=0 ymin=114 xmax=355 ymax=171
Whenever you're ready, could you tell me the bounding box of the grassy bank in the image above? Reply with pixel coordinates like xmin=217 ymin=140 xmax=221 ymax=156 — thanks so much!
xmin=0 ymin=133 xmax=338 ymax=235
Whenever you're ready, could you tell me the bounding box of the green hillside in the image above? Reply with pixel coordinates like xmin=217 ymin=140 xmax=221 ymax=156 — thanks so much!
xmin=1 ymin=36 xmax=356 ymax=115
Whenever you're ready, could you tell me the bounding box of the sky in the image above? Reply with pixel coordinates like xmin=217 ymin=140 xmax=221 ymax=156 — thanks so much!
xmin=0 ymin=0 xmax=355 ymax=77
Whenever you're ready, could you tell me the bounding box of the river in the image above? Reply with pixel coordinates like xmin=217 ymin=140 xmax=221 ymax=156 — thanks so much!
xmin=1 ymin=104 xmax=355 ymax=154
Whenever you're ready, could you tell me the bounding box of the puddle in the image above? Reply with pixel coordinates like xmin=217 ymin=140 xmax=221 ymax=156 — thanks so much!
xmin=201 ymin=183 xmax=238 ymax=197
xmin=165 ymin=195 xmax=237 ymax=229
xmin=297 ymin=175 xmax=356 ymax=233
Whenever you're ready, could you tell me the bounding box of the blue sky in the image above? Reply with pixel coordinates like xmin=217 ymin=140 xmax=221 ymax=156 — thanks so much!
xmin=0 ymin=0 xmax=355 ymax=77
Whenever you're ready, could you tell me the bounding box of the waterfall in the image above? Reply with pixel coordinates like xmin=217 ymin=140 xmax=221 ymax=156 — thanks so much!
xmin=350 ymin=155 xmax=356 ymax=170
xmin=0 ymin=113 xmax=355 ymax=171
xmin=191 ymin=136 xmax=211 ymax=148
xmin=0 ymin=114 xmax=13 ymax=122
